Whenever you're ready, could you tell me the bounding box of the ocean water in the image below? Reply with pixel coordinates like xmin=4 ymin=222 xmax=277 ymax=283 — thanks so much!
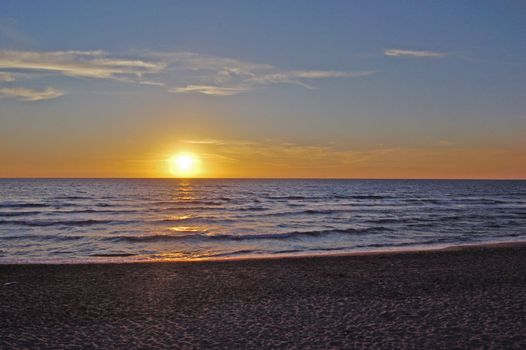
xmin=0 ymin=179 xmax=525 ymax=263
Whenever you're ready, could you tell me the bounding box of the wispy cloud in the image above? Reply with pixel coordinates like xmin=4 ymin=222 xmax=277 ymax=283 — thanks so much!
xmin=0 ymin=50 xmax=165 ymax=80
xmin=243 ymin=70 xmax=375 ymax=90
xmin=0 ymin=49 xmax=374 ymax=100
xmin=384 ymin=49 xmax=447 ymax=58
xmin=169 ymin=84 xmax=251 ymax=96
xmin=162 ymin=51 xmax=375 ymax=95
xmin=290 ymin=70 xmax=373 ymax=79
xmin=0 ymin=86 xmax=64 ymax=101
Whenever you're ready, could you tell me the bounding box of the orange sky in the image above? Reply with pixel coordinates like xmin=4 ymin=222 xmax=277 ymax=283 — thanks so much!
xmin=2 ymin=136 xmax=525 ymax=179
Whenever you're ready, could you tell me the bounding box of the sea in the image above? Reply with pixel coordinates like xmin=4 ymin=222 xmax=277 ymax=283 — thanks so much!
xmin=0 ymin=179 xmax=525 ymax=263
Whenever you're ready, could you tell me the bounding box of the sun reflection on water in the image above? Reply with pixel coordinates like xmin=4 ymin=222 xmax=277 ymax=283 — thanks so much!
xmin=168 ymin=226 xmax=207 ymax=233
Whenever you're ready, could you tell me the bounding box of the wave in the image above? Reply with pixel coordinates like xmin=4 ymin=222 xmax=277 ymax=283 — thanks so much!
xmin=287 ymin=203 xmax=305 ymax=207
xmin=156 ymin=216 xmax=236 ymax=224
xmin=304 ymin=209 xmax=350 ymax=215
xmin=264 ymin=195 xmax=328 ymax=201
xmin=89 ymin=253 xmax=136 ymax=257
xmin=1 ymin=208 xmax=139 ymax=217
xmin=0 ymin=202 xmax=93 ymax=209
xmin=403 ymin=197 xmax=516 ymax=206
xmin=53 ymin=196 xmax=91 ymax=200
xmin=404 ymin=199 xmax=446 ymax=205
xmin=245 ymin=208 xmax=354 ymax=218
xmin=453 ymin=198 xmax=508 ymax=205
xmin=363 ymin=218 xmax=404 ymax=224
xmin=0 ymin=234 xmax=84 ymax=241
xmin=0 ymin=219 xmax=136 ymax=227
xmin=348 ymin=195 xmax=389 ymax=200
xmin=235 ymin=206 xmax=269 ymax=211
xmin=152 ymin=200 xmax=224 ymax=206
xmin=55 ymin=209 xmax=138 ymax=215
xmin=0 ymin=203 xmax=47 ymax=209
xmin=159 ymin=205 xmax=225 ymax=211
xmin=200 ymin=249 xmax=259 ymax=258
xmin=0 ymin=211 xmax=41 ymax=217
xmin=358 ymin=237 xmax=461 ymax=248
xmin=107 ymin=226 xmax=391 ymax=243
xmin=95 ymin=203 xmax=118 ymax=208
xmin=407 ymin=222 xmax=440 ymax=228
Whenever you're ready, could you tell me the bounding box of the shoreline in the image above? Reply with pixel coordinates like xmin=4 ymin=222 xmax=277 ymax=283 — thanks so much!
xmin=2 ymin=239 xmax=526 ymax=266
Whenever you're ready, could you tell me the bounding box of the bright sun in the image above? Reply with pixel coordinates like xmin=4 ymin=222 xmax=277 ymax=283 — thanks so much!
xmin=168 ymin=153 xmax=201 ymax=177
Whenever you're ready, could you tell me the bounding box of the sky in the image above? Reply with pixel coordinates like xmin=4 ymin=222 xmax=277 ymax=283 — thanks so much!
xmin=0 ymin=0 xmax=525 ymax=179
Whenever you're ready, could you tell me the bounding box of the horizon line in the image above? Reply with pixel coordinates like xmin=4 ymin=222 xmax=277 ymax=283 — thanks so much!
xmin=1 ymin=177 xmax=525 ymax=181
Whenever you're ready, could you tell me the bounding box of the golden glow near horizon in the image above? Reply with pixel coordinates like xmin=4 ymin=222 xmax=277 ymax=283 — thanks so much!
xmin=168 ymin=153 xmax=201 ymax=177
xmin=1 ymin=137 xmax=525 ymax=178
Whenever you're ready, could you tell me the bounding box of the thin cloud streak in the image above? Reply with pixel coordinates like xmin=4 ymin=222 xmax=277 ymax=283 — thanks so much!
xmin=290 ymin=70 xmax=374 ymax=78
xmin=0 ymin=49 xmax=374 ymax=100
xmin=169 ymin=85 xmax=251 ymax=96
xmin=168 ymin=68 xmax=374 ymax=96
xmin=0 ymin=86 xmax=64 ymax=101
xmin=384 ymin=49 xmax=447 ymax=58
xmin=0 ymin=50 xmax=165 ymax=79
xmin=143 ymin=50 xmax=375 ymax=96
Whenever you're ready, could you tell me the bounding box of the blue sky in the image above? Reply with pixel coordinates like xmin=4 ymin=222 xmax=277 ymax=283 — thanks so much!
xmin=0 ymin=1 xmax=525 ymax=178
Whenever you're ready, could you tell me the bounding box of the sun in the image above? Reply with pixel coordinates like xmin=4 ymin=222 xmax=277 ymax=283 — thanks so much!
xmin=168 ymin=153 xmax=201 ymax=177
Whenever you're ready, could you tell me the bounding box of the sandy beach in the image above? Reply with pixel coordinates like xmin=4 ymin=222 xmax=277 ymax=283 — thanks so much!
xmin=1 ymin=243 xmax=525 ymax=349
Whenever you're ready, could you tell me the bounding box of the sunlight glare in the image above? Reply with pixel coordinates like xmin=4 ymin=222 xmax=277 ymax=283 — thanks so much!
xmin=168 ymin=153 xmax=201 ymax=177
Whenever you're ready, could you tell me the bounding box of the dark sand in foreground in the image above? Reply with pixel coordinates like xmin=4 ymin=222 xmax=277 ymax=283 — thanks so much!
xmin=1 ymin=244 xmax=526 ymax=349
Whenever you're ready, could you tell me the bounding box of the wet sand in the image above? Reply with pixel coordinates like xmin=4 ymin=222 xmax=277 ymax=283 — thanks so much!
xmin=1 ymin=243 xmax=525 ymax=349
